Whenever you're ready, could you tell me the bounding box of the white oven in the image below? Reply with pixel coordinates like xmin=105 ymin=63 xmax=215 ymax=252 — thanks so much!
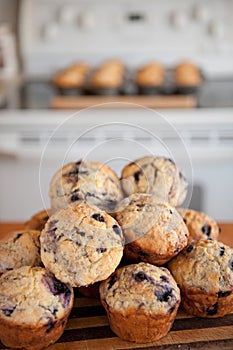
xmin=0 ymin=108 xmax=233 ymax=222
xmin=0 ymin=0 xmax=233 ymax=222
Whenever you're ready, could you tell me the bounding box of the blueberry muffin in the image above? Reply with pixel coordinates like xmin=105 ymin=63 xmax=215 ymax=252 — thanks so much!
xmin=121 ymin=156 xmax=188 ymax=207
xmin=40 ymin=201 xmax=124 ymax=287
xmin=168 ymin=239 xmax=233 ymax=318
xmin=0 ymin=266 xmax=74 ymax=350
xmin=115 ymin=193 xmax=189 ymax=265
xmin=177 ymin=208 xmax=220 ymax=243
xmin=24 ymin=209 xmax=50 ymax=231
xmin=100 ymin=262 xmax=180 ymax=343
xmin=0 ymin=229 xmax=41 ymax=275
xmin=49 ymin=159 xmax=123 ymax=213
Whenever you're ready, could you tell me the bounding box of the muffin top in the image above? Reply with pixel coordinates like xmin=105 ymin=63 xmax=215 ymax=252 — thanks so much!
xmin=0 ymin=266 xmax=73 ymax=326
xmin=53 ymin=70 xmax=85 ymax=88
xmin=49 ymin=159 xmax=123 ymax=213
xmin=177 ymin=208 xmax=220 ymax=243
xmin=69 ymin=63 xmax=89 ymax=74
xmin=175 ymin=60 xmax=199 ymax=74
xmin=40 ymin=201 xmax=124 ymax=287
xmin=121 ymin=156 xmax=188 ymax=207
xmin=0 ymin=229 xmax=41 ymax=274
xmin=99 ymin=59 xmax=125 ymax=74
xmin=52 ymin=63 xmax=89 ymax=88
xmin=174 ymin=60 xmax=201 ymax=86
xmin=175 ymin=72 xmax=201 ymax=87
xmin=90 ymin=69 xmax=123 ymax=88
xmin=136 ymin=62 xmax=165 ymax=86
xmin=168 ymin=239 xmax=233 ymax=295
xmin=115 ymin=193 xmax=189 ymax=261
xmin=100 ymin=262 xmax=180 ymax=315
xmin=138 ymin=62 xmax=164 ymax=75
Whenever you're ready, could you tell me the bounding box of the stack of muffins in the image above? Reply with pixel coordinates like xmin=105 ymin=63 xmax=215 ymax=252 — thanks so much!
xmin=0 ymin=155 xmax=232 ymax=349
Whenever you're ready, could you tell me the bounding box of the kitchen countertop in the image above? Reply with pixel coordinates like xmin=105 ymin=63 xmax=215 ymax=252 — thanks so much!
xmin=0 ymin=222 xmax=232 ymax=350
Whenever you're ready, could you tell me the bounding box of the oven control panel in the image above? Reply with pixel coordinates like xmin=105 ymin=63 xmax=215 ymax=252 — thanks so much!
xmin=19 ymin=0 xmax=233 ymax=77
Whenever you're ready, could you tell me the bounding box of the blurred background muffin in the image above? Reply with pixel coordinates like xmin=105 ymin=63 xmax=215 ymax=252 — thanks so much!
xmin=135 ymin=62 xmax=165 ymax=94
xmin=52 ymin=62 xmax=89 ymax=95
xmin=89 ymin=59 xmax=125 ymax=95
xmin=174 ymin=60 xmax=202 ymax=93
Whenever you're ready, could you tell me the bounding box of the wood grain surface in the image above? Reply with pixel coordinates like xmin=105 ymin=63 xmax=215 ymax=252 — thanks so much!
xmin=0 ymin=222 xmax=232 ymax=349
xmin=50 ymin=95 xmax=197 ymax=110
xmin=0 ymin=292 xmax=232 ymax=350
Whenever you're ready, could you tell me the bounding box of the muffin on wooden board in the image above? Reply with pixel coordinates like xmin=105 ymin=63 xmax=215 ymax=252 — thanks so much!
xmin=40 ymin=201 xmax=124 ymax=287
xmin=0 ymin=229 xmax=41 ymax=275
xmin=177 ymin=208 xmax=220 ymax=243
xmin=168 ymin=239 xmax=233 ymax=318
xmin=174 ymin=60 xmax=202 ymax=91
xmin=100 ymin=262 xmax=180 ymax=343
xmin=52 ymin=62 xmax=89 ymax=94
xmin=115 ymin=193 xmax=189 ymax=265
xmin=90 ymin=69 xmax=123 ymax=89
xmin=136 ymin=62 xmax=165 ymax=94
xmin=89 ymin=59 xmax=125 ymax=94
xmin=0 ymin=266 xmax=74 ymax=350
xmin=100 ymin=59 xmax=125 ymax=75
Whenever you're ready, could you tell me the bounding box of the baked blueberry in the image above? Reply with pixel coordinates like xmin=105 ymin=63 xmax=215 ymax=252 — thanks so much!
xmin=91 ymin=213 xmax=105 ymax=222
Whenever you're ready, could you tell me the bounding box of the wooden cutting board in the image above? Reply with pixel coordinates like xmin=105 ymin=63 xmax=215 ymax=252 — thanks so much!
xmin=50 ymin=95 xmax=197 ymax=109
xmin=0 ymin=292 xmax=232 ymax=350
xmin=52 ymin=295 xmax=233 ymax=350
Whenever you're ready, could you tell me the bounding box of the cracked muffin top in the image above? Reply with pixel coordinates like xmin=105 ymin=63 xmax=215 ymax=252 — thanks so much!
xmin=177 ymin=208 xmax=220 ymax=243
xmin=49 ymin=159 xmax=123 ymax=213
xmin=0 ymin=266 xmax=73 ymax=326
xmin=0 ymin=229 xmax=41 ymax=274
xmin=168 ymin=239 xmax=233 ymax=295
xmin=115 ymin=193 xmax=189 ymax=265
xmin=40 ymin=201 xmax=124 ymax=287
xmin=100 ymin=262 xmax=180 ymax=315
xmin=121 ymin=156 xmax=187 ymax=207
